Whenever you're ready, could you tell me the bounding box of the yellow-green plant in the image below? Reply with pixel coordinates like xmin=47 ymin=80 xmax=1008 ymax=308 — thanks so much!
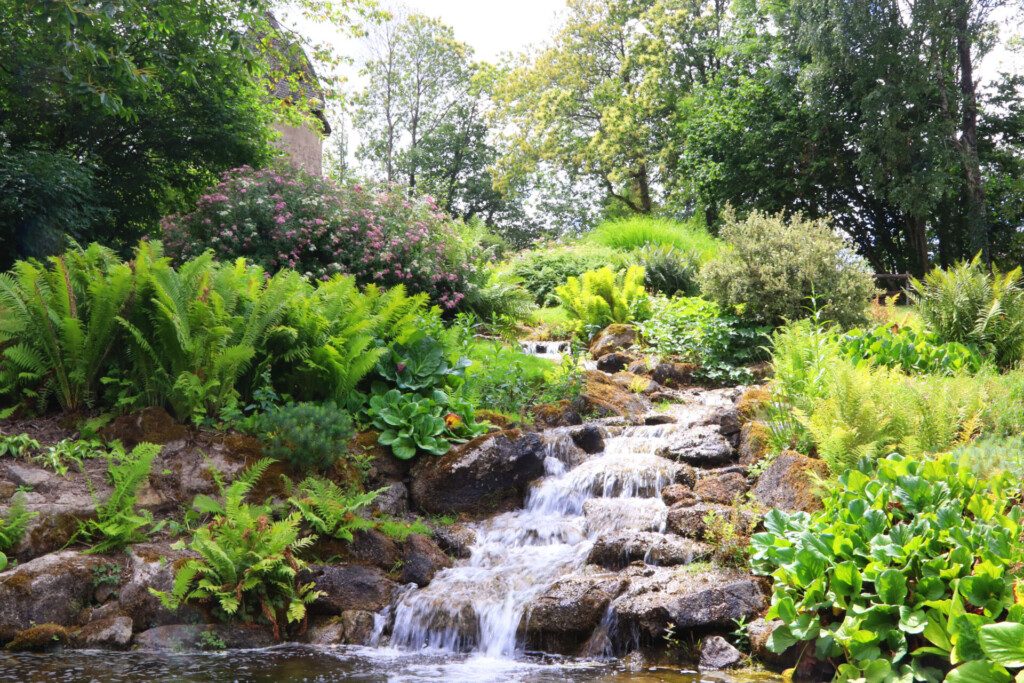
xmin=556 ymin=265 xmax=651 ymax=338
xmin=0 ymin=492 xmax=37 ymax=571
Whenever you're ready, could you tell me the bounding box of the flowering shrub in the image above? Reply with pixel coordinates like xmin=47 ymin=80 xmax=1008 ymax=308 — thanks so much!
xmin=161 ymin=165 xmax=476 ymax=310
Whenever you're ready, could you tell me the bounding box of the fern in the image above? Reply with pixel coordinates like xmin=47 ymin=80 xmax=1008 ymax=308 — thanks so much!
xmin=77 ymin=442 xmax=160 ymax=553
xmin=152 ymin=459 xmax=321 ymax=640
xmin=0 ymin=492 xmax=38 ymax=570
xmin=556 ymin=265 xmax=651 ymax=339
xmin=0 ymin=243 xmax=135 ymax=411
xmin=288 ymin=477 xmax=382 ymax=542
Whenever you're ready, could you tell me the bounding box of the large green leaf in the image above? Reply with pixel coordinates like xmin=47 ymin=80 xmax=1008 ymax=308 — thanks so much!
xmin=945 ymin=660 xmax=1011 ymax=683
xmin=980 ymin=622 xmax=1024 ymax=668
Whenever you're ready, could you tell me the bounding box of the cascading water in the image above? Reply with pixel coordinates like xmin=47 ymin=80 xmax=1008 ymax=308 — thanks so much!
xmin=381 ymin=420 xmax=692 ymax=659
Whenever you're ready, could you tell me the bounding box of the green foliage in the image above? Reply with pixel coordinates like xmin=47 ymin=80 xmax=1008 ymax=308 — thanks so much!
xmin=367 ymin=389 xmax=450 ymax=460
xmin=378 ymin=335 xmax=470 ymax=394
xmin=633 ymin=245 xmax=701 ymax=297
xmin=557 ymin=265 xmax=651 ymax=339
xmin=265 ymin=277 xmax=426 ymax=405
xmin=0 ymin=243 xmax=135 ymax=412
xmin=462 ymin=340 xmax=556 ymax=417
xmin=954 ymin=435 xmax=1024 ymax=482
xmin=460 ymin=270 xmax=536 ymax=323
xmin=586 ymin=216 xmax=722 ymax=261
xmin=254 ymin=402 xmax=355 ymax=471
xmin=288 ymin=477 xmax=381 ymax=543
xmin=699 ymin=209 xmax=876 ymax=328
xmin=910 ymin=257 xmax=1024 ymax=369
xmin=153 ymin=459 xmax=321 ymax=639
xmin=839 ymin=325 xmax=983 ymax=376
xmin=510 ymin=244 xmax=624 ymax=306
xmin=118 ymin=242 xmax=303 ymax=423
xmin=638 ymin=296 xmax=769 ymax=383
xmin=34 ymin=438 xmax=106 ymax=476
xmin=0 ymin=432 xmax=40 ymax=458
xmin=750 ymin=452 xmax=1024 ymax=682
xmin=0 ymin=492 xmax=37 ymax=571
xmin=766 ymin=320 xmax=1024 ymax=474
xmin=77 ymin=443 xmax=160 ymax=554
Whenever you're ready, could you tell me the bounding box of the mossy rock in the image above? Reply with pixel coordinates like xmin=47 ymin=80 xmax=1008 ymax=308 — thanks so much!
xmin=6 ymin=623 xmax=69 ymax=651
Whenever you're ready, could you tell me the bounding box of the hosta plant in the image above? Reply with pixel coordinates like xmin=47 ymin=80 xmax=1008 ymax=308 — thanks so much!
xmin=377 ymin=334 xmax=469 ymax=394
xmin=838 ymin=325 xmax=982 ymax=376
xmin=750 ymin=452 xmax=1024 ymax=682
xmin=152 ymin=459 xmax=322 ymax=639
xmin=367 ymin=389 xmax=449 ymax=460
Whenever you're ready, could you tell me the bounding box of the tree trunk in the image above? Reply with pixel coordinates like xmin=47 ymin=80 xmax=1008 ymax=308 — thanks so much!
xmin=955 ymin=3 xmax=988 ymax=263
xmin=905 ymin=214 xmax=930 ymax=276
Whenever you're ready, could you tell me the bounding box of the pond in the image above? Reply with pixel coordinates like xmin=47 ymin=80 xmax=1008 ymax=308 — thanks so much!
xmin=0 ymin=646 xmax=783 ymax=683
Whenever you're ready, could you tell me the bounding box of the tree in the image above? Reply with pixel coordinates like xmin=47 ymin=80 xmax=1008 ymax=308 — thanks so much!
xmin=0 ymin=0 xmax=366 ymax=258
xmin=352 ymin=12 xmax=525 ymax=230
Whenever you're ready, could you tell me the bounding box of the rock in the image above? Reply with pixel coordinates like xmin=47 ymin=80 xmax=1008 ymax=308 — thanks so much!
xmin=523 ymin=569 xmax=627 ymax=653
xmin=626 ymin=358 xmax=653 ymax=376
xmin=666 ymin=503 xmax=756 ymax=541
xmin=309 ymin=565 xmax=398 ymax=615
xmin=5 ymin=624 xmax=69 ymax=651
xmin=400 ymin=534 xmax=453 ymax=587
xmin=589 ymin=324 xmax=638 ymax=358
xmin=72 ymin=615 xmax=134 ymax=650
xmin=747 ymin=617 xmax=798 ymax=667
xmin=430 ymin=524 xmax=476 ymax=559
xmin=570 ymin=425 xmax=605 ymax=454
xmin=673 ymin=463 xmax=698 ymax=489
xmin=100 ymin=407 xmax=188 ymax=448
xmin=4 ymin=462 xmax=52 ymax=490
xmin=308 ymin=610 xmax=377 ymax=645
xmin=409 ymin=430 xmax=546 ymax=516
xmin=532 ymin=400 xmax=584 ymax=429
xmin=587 ymin=531 xmax=709 ymax=570
xmin=119 ymin=543 xmax=202 ymax=631
xmin=738 ymin=421 xmax=771 ymax=466
xmin=644 ymin=413 xmax=676 ymax=426
xmin=596 ymin=352 xmax=633 ymax=373
xmin=352 ymin=431 xmax=410 ymax=487
xmin=700 ymin=635 xmax=743 ymax=670
xmin=656 ymin=425 xmax=734 ymax=467
xmin=651 ymin=362 xmax=696 ymax=389
xmin=660 ymin=483 xmax=694 ymax=507
xmin=580 ymin=371 xmax=650 ymax=422
xmin=133 ymin=624 xmax=275 ymax=650
xmin=736 ymin=386 xmax=771 ymax=420
xmin=14 ymin=497 xmax=96 ymax=561
xmin=752 ymin=451 xmax=828 ymax=512
xmin=367 ymin=482 xmax=409 ymax=517
xmin=0 ymin=551 xmax=110 ymax=642
xmin=611 ymin=566 xmax=765 ymax=641
xmin=330 ymin=529 xmax=403 ymax=571
xmin=694 ymin=472 xmax=749 ymax=505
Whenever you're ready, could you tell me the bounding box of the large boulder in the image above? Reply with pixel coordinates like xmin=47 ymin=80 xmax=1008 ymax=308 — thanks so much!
xmin=400 ymin=534 xmax=453 ymax=587
xmin=651 ymin=361 xmax=696 ymax=389
xmin=611 ymin=566 xmax=765 ymax=641
xmin=308 ymin=565 xmax=399 ymax=616
xmin=308 ymin=611 xmax=378 ymax=646
xmin=590 ymin=324 xmax=638 ymax=358
xmin=71 ymin=615 xmax=134 ymax=650
xmin=313 ymin=529 xmax=402 ymax=573
xmin=430 ymin=524 xmax=477 ymax=559
xmin=666 ymin=502 xmax=756 ymax=541
xmin=522 ymin=568 xmax=627 ymax=654
xmin=656 ymin=425 xmax=734 ymax=467
xmin=11 ymin=495 xmax=96 ymax=562
xmin=0 ymin=551 xmax=112 ymax=642
xmin=410 ymin=430 xmax=546 ymax=516
xmin=119 ymin=543 xmax=203 ymax=631
xmin=694 ymin=471 xmax=750 ymax=505
xmin=738 ymin=421 xmax=771 ymax=465
xmin=579 ymin=371 xmax=650 ymax=422
xmin=587 ymin=530 xmax=709 ymax=570
xmin=700 ymin=635 xmax=743 ymax=670
xmin=595 ymin=352 xmax=634 ymax=374
xmin=752 ymin=451 xmax=828 ymax=512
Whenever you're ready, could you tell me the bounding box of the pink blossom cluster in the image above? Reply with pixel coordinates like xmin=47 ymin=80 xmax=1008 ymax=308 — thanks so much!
xmin=161 ymin=165 xmax=475 ymax=308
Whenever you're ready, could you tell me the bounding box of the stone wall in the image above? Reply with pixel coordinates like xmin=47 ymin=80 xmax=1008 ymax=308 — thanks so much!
xmin=273 ymin=122 xmax=324 ymax=177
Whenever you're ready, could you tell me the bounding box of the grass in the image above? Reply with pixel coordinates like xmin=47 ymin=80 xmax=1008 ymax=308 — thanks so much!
xmin=529 ymin=305 xmax=576 ymax=339
xmin=584 ymin=215 xmax=723 ymax=262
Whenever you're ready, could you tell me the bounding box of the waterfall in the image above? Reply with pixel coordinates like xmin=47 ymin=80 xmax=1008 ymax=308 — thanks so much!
xmin=382 ymin=420 xmax=693 ymax=658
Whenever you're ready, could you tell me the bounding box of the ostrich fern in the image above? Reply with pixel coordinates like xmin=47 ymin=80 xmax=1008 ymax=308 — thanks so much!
xmin=0 ymin=243 xmax=134 ymax=412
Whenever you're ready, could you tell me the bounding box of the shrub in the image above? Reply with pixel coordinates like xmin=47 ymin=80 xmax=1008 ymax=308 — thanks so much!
xmin=0 ymin=243 xmax=135 ymax=412
xmin=162 ymin=166 xmax=477 ymax=310
xmin=910 ymin=256 xmax=1024 ymax=368
xmin=638 ymin=296 xmax=769 ymax=383
xmin=838 ymin=324 xmax=983 ymax=375
xmin=751 ymin=452 xmax=1024 ymax=682
xmin=154 ymin=459 xmax=321 ymax=639
xmin=254 ymin=402 xmax=355 ymax=471
xmin=510 ymin=244 xmax=624 ymax=306
xmin=77 ymin=442 xmax=159 ymax=554
xmin=0 ymin=492 xmax=37 ymax=571
xmin=699 ymin=209 xmax=876 ymax=328
xmin=556 ymin=265 xmax=651 ymax=339
xmin=632 ymin=245 xmax=701 ymax=297
xmin=585 ymin=215 xmax=721 ymax=258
